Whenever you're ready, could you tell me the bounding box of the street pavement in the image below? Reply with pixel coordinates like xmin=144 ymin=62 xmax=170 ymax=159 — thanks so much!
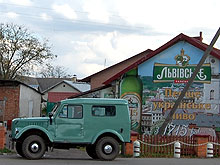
xmin=1 ymin=149 xmax=220 ymax=165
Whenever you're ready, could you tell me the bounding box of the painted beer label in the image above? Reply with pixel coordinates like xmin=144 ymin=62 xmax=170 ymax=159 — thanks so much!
xmin=153 ymin=49 xmax=211 ymax=83
xmin=153 ymin=63 xmax=211 ymax=83
xmin=121 ymin=92 xmax=141 ymax=132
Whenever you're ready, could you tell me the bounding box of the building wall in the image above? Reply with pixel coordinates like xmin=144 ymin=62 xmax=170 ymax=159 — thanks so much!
xmin=99 ymin=87 xmax=115 ymax=98
xmin=206 ymin=55 xmax=220 ymax=75
xmin=76 ymin=86 xmax=114 ymax=98
xmin=43 ymin=82 xmax=80 ymax=102
xmin=203 ymin=78 xmax=220 ymax=114
xmin=0 ymin=86 xmax=19 ymax=121
xmin=117 ymin=40 xmax=220 ymax=136
xmin=19 ymin=85 xmax=42 ymax=117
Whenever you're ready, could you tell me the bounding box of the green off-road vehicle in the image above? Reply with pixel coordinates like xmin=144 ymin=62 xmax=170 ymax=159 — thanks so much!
xmin=11 ymin=98 xmax=131 ymax=160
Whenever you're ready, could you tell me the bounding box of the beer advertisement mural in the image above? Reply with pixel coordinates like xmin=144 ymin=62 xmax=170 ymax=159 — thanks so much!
xmin=120 ymin=69 xmax=143 ymax=133
xmin=134 ymin=41 xmax=220 ymax=137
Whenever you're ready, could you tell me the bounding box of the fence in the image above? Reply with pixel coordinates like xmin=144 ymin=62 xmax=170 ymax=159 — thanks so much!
xmin=209 ymin=136 xmax=220 ymax=156
xmin=138 ymin=135 xmax=220 ymax=157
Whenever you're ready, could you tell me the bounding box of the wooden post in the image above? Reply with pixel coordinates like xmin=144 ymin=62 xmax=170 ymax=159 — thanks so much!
xmin=125 ymin=131 xmax=139 ymax=155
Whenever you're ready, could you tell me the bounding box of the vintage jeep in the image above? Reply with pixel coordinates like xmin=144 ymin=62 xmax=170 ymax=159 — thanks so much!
xmin=11 ymin=98 xmax=131 ymax=160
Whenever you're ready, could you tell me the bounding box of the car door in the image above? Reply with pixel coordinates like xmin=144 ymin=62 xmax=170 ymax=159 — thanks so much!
xmin=55 ymin=104 xmax=84 ymax=142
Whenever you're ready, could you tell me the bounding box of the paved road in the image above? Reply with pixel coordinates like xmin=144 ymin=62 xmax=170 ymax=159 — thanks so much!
xmin=1 ymin=149 xmax=220 ymax=165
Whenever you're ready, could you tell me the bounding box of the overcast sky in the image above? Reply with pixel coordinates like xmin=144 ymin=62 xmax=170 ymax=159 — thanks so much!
xmin=0 ymin=0 xmax=219 ymax=79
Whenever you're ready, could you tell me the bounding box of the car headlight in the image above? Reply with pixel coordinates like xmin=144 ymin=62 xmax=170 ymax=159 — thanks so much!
xmin=15 ymin=128 xmax=19 ymax=134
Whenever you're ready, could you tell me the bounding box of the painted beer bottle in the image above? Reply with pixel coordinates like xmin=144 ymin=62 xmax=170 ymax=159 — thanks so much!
xmin=120 ymin=68 xmax=143 ymax=133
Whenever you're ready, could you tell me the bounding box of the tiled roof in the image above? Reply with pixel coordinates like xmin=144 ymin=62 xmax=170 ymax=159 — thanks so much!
xmin=0 ymin=79 xmax=41 ymax=94
xmin=81 ymin=49 xmax=153 ymax=82
xmin=64 ymin=80 xmax=90 ymax=92
xmin=36 ymin=78 xmax=72 ymax=92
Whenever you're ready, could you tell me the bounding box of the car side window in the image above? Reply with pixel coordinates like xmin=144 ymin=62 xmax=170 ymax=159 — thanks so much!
xmin=92 ymin=106 xmax=116 ymax=117
xmin=59 ymin=105 xmax=83 ymax=119
xmin=59 ymin=105 xmax=68 ymax=118
xmin=68 ymin=105 xmax=83 ymax=119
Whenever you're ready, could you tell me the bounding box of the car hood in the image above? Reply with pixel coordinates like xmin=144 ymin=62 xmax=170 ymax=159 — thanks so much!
xmin=12 ymin=117 xmax=50 ymax=128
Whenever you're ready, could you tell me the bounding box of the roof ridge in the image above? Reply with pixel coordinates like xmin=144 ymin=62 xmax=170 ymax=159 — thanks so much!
xmin=81 ymin=49 xmax=153 ymax=82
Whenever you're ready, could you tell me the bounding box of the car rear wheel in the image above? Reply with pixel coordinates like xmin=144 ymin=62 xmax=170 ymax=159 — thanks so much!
xmin=22 ymin=135 xmax=46 ymax=160
xmin=95 ymin=137 xmax=119 ymax=161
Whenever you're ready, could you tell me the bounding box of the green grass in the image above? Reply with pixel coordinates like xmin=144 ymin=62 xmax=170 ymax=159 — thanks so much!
xmin=0 ymin=148 xmax=13 ymax=154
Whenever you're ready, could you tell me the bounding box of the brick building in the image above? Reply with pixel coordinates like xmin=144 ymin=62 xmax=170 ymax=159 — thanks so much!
xmin=0 ymin=80 xmax=41 ymax=129
xmin=0 ymin=82 xmax=19 ymax=122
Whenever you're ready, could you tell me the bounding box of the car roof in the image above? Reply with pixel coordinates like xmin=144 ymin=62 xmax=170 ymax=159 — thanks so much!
xmin=61 ymin=98 xmax=128 ymax=105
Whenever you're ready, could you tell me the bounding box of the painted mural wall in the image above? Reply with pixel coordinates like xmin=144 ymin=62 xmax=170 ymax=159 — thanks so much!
xmin=135 ymin=41 xmax=220 ymax=137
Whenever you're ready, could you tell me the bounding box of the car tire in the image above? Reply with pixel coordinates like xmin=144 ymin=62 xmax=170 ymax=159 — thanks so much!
xmin=16 ymin=141 xmax=25 ymax=158
xmin=22 ymin=135 xmax=46 ymax=160
xmin=86 ymin=144 xmax=98 ymax=159
xmin=95 ymin=137 xmax=119 ymax=161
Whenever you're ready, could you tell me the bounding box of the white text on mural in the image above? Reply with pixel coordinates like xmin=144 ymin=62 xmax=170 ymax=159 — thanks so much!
xmin=156 ymin=67 xmax=207 ymax=80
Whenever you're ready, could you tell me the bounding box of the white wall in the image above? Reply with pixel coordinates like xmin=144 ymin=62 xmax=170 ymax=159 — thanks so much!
xmin=43 ymin=82 xmax=79 ymax=102
xmin=203 ymin=55 xmax=220 ymax=114
xmin=19 ymin=85 xmax=42 ymax=117
xmin=100 ymin=87 xmax=115 ymax=98
xmin=203 ymin=78 xmax=220 ymax=114
xmin=206 ymin=55 xmax=219 ymax=75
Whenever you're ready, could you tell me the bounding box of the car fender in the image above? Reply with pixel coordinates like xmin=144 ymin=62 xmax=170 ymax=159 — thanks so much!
xmin=15 ymin=125 xmax=54 ymax=142
xmin=91 ymin=129 xmax=124 ymax=144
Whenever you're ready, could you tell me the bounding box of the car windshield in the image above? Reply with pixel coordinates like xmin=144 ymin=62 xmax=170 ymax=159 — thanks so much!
xmin=51 ymin=102 xmax=61 ymax=115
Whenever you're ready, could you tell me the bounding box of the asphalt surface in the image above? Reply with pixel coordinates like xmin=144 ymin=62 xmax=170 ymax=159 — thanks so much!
xmin=1 ymin=149 xmax=220 ymax=165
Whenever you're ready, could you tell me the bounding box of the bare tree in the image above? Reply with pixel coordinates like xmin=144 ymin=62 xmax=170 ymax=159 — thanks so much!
xmin=39 ymin=63 xmax=72 ymax=78
xmin=0 ymin=23 xmax=55 ymax=79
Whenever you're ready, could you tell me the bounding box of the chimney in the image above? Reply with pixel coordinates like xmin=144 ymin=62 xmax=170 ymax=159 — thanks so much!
xmin=199 ymin=31 xmax=203 ymax=41
xmin=193 ymin=31 xmax=203 ymax=41
xmin=71 ymin=75 xmax=77 ymax=82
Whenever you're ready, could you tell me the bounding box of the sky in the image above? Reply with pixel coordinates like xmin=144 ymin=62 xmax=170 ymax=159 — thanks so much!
xmin=0 ymin=0 xmax=219 ymax=79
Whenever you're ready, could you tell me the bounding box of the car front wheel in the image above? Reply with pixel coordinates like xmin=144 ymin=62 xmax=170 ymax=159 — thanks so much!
xmin=16 ymin=141 xmax=25 ymax=158
xmin=22 ymin=135 xmax=46 ymax=160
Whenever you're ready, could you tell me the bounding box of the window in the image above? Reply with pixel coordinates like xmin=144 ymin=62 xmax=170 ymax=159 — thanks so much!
xmin=59 ymin=105 xmax=68 ymax=118
xmin=59 ymin=105 xmax=83 ymax=119
xmin=92 ymin=106 xmax=116 ymax=117
xmin=210 ymin=90 xmax=214 ymax=100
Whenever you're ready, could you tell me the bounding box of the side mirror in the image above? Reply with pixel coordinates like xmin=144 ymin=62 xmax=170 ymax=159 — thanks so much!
xmin=48 ymin=112 xmax=53 ymax=125
xmin=49 ymin=112 xmax=53 ymax=118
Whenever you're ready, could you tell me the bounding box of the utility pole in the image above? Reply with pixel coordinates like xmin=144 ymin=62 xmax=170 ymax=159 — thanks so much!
xmin=158 ymin=27 xmax=220 ymax=135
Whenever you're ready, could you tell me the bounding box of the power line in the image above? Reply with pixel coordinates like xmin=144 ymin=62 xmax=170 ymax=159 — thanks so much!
xmin=0 ymin=2 xmax=90 ymax=15
xmin=0 ymin=2 xmax=127 ymax=21
xmin=0 ymin=10 xmax=148 ymax=32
